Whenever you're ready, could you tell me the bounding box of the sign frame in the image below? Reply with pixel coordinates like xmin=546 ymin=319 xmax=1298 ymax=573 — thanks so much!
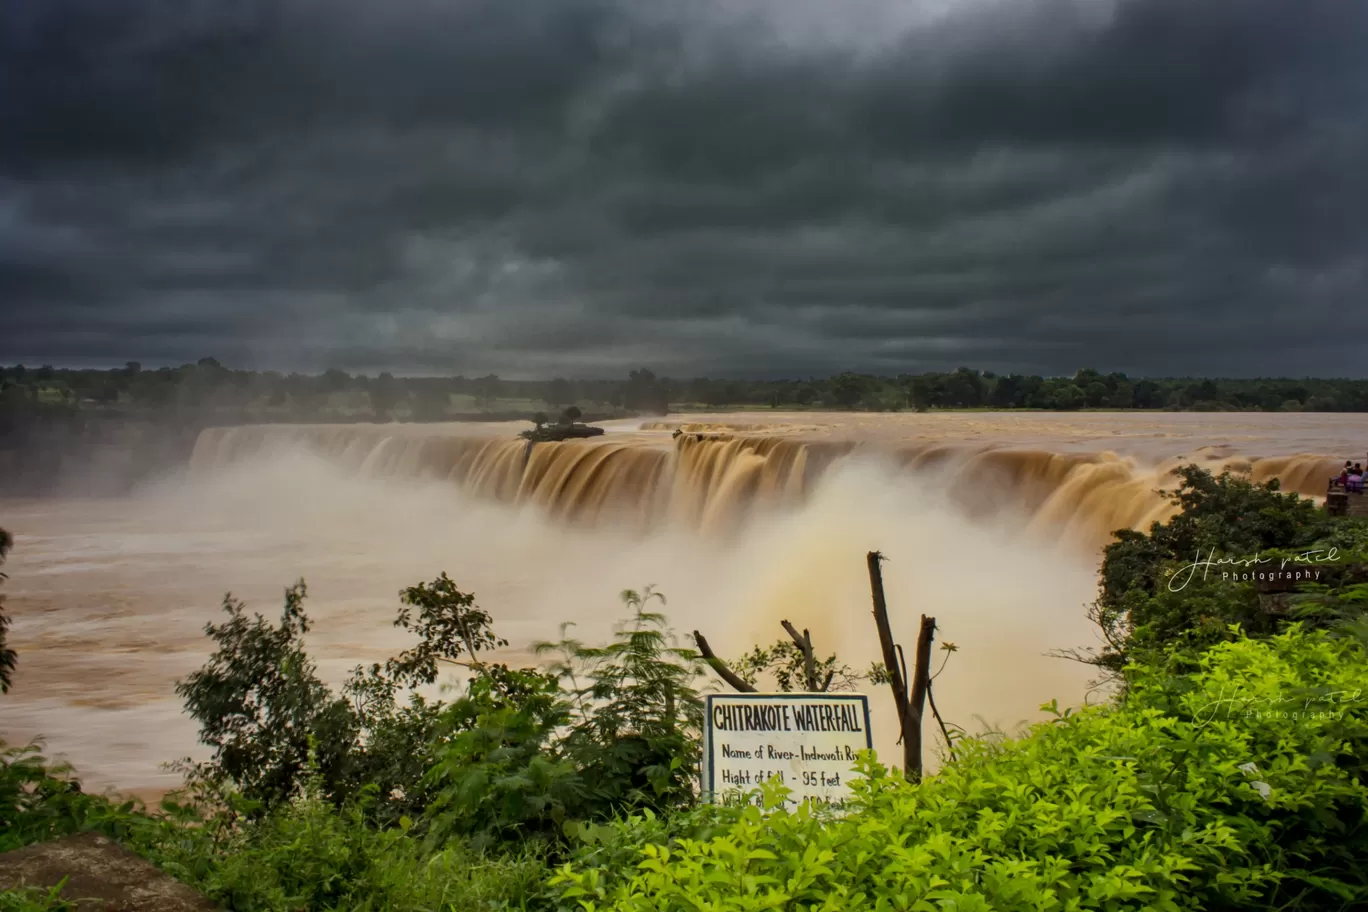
xmin=701 ymin=691 xmax=874 ymax=804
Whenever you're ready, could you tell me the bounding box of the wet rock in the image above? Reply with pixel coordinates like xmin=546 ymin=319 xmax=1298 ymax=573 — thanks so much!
xmin=0 ymin=832 xmax=218 ymax=911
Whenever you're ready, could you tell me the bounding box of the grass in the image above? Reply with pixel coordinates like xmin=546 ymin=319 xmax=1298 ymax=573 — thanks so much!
xmin=0 ymin=886 xmax=73 ymax=912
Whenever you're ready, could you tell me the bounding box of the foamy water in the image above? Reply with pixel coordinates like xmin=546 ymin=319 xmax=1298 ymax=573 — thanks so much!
xmin=3 ymin=410 xmax=1365 ymax=794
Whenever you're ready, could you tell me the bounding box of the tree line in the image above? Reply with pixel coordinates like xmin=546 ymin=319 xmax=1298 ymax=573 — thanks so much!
xmin=4 ymin=360 xmax=1368 ymax=422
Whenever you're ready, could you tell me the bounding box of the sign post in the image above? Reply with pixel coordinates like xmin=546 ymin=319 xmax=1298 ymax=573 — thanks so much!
xmin=702 ymin=692 xmax=873 ymax=809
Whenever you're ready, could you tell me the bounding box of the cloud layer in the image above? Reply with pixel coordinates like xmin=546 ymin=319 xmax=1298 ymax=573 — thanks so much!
xmin=3 ymin=0 xmax=1366 ymax=377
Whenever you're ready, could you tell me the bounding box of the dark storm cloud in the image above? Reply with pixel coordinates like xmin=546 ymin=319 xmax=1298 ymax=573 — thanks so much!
xmin=2 ymin=0 xmax=1366 ymax=377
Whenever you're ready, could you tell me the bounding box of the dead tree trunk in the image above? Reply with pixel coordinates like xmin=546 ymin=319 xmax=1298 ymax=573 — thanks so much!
xmin=867 ymin=550 xmax=937 ymax=780
xmin=780 ymin=620 xmax=820 ymax=692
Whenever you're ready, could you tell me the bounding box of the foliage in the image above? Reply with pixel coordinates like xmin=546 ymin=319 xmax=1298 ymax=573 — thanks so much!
xmin=367 ymin=372 xmax=401 ymax=421
xmin=726 ymin=639 xmax=870 ymax=693
xmin=7 ymin=362 xmax=1368 ymax=425
xmin=0 ymin=527 xmax=13 ymax=693
xmin=172 ymin=575 xmax=707 ymax=855
xmin=551 ymin=628 xmax=1368 ymax=911
xmin=174 ymin=574 xmax=504 ymax=822
xmin=142 ymin=767 xmax=549 ymax=912
xmin=174 ymin=582 xmax=364 ymax=814
xmin=1080 ymin=466 xmax=1346 ymax=673
xmin=422 ymin=667 xmax=578 ymax=848
xmin=0 ymin=738 xmax=547 ymax=912
xmin=550 ymin=588 xmax=705 ymax=813
xmin=0 ymin=741 xmax=152 ymax=853
xmin=425 ymin=588 xmax=707 ymax=848
xmin=0 ymin=885 xmax=74 ymax=912
xmin=388 ymin=573 xmax=508 ymax=685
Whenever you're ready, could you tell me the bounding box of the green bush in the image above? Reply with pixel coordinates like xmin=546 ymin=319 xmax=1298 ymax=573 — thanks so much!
xmin=173 ymin=577 xmax=707 ymax=853
xmin=0 ymin=885 xmax=73 ymax=912
xmin=551 ymin=627 xmax=1368 ymax=911
xmin=1 ymin=527 xmax=14 ymax=693
xmin=0 ymin=741 xmax=152 ymax=853
xmin=142 ymin=778 xmax=548 ymax=912
xmin=1086 ymin=466 xmax=1354 ymax=672
xmin=174 ymin=574 xmax=497 ymax=823
xmin=425 ymin=587 xmax=706 ymax=848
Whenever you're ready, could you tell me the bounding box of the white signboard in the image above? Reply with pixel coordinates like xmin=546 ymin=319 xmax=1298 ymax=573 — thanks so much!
xmin=702 ymin=693 xmax=873 ymax=809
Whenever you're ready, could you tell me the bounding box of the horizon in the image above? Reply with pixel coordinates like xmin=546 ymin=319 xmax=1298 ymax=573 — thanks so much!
xmin=4 ymin=360 xmax=1368 ymax=385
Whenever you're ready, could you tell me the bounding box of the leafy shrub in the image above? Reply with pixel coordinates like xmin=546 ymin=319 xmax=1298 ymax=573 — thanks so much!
xmin=174 ymin=582 xmax=363 ymax=813
xmin=544 ymin=588 xmax=705 ymax=816
xmin=142 ymin=772 xmax=548 ymax=912
xmin=423 ymin=666 xmax=579 ymax=848
xmin=0 ymin=885 xmax=73 ymax=912
xmin=176 ymin=577 xmax=708 ymax=852
xmin=1085 ymin=466 xmax=1350 ymax=672
xmin=1 ymin=527 xmax=14 ymax=693
xmin=551 ymin=627 xmax=1368 ymax=911
xmin=0 ymin=741 xmax=151 ymax=853
xmin=425 ymin=588 xmax=707 ymax=847
xmin=175 ymin=573 xmax=499 ymax=822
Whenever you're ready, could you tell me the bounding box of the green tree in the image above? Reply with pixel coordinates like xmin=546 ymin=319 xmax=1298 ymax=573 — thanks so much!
xmin=1133 ymin=379 xmax=1163 ymax=408
xmin=174 ymin=582 xmax=362 ymax=810
xmin=545 ymin=378 xmax=574 ymax=407
xmin=368 ymin=372 xmax=400 ymax=421
xmin=1083 ymin=466 xmax=1336 ymax=674
xmin=321 ymin=368 xmax=352 ymax=394
xmin=1084 ymin=381 xmax=1109 ymax=408
xmin=475 ymin=374 xmax=501 ymax=410
xmin=175 ymin=573 xmax=506 ymax=820
xmin=624 ymin=369 xmax=669 ymax=415
xmin=411 ymin=384 xmax=450 ymax=421
xmin=1109 ymin=380 xmax=1134 ymax=409
xmin=1052 ymin=384 xmax=1085 ymax=410
xmin=989 ymin=374 xmax=1024 ymax=408
xmin=909 ymin=376 xmax=937 ymax=411
xmin=0 ymin=528 xmax=13 ymax=693
xmin=829 ymin=373 xmax=870 ymax=409
xmin=942 ymin=368 xmax=985 ymax=407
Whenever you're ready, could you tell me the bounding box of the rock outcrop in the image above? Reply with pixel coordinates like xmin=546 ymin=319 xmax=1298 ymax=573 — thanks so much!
xmin=0 ymin=833 xmax=218 ymax=912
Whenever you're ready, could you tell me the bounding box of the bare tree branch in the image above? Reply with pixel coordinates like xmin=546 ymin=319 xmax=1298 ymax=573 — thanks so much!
xmin=926 ymin=679 xmax=958 ymax=764
xmin=693 ymin=630 xmax=757 ymax=693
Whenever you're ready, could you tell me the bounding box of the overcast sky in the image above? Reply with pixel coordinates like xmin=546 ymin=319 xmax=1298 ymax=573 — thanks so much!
xmin=2 ymin=0 xmax=1366 ymax=379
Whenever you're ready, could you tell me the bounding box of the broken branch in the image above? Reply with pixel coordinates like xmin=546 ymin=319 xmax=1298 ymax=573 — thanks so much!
xmin=693 ymin=630 xmax=757 ymax=693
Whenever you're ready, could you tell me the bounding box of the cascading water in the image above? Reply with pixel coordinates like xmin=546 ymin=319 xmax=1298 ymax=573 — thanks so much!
xmin=188 ymin=422 xmax=1342 ymax=547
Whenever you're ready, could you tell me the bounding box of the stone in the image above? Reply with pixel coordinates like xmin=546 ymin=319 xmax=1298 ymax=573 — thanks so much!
xmin=0 ymin=832 xmax=218 ymax=911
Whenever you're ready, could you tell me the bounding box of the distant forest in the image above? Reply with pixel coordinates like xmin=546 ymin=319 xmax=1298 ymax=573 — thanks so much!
xmin=3 ymin=360 xmax=1368 ymax=422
